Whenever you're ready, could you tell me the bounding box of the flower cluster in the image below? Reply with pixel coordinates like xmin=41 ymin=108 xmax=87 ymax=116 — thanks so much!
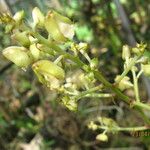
xmin=2 ymin=7 xmax=74 ymax=91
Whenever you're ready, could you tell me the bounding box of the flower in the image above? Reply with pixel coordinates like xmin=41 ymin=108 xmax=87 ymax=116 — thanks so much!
xmin=96 ymin=133 xmax=108 ymax=142
xmin=115 ymin=75 xmax=133 ymax=91
xmin=2 ymin=46 xmax=32 ymax=67
xmin=122 ymin=45 xmax=130 ymax=60
xmin=32 ymin=7 xmax=45 ymax=28
xmin=45 ymin=10 xmax=74 ymax=42
xmin=11 ymin=31 xmax=30 ymax=47
xmin=142 ymin=64 xmax=150 ymax=76
xmin=32 ymin=60 xmax=65 ymax=89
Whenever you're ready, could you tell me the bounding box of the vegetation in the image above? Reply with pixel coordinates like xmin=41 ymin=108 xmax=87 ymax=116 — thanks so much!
xmin=0 ymin=0 xmax=150 ymax=149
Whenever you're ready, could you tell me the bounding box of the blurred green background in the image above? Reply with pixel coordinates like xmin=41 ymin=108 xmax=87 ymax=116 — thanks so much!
xmin=0 ymin=0 xmax=150 ymax=149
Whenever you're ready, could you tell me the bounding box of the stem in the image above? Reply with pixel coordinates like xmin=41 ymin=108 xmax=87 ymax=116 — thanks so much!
xmin=115 ymin=56 xmax=139 ymax=84
xmin=133 ymin=102 xmax=150 ymax=111
xmin=74 ymin=85 xmax=103 ymax=100
xmin=83 ymin=93 xmax=113 ymax=98
xmin=93 ymin=70 xmax=130 ymax=104
xmin=132 ymin=69 xmax=140 ymax=102
xmin=98 ymin=125 xmax=149 ymax=132
xmin=54 ymin=55 xmax=63 ymax=64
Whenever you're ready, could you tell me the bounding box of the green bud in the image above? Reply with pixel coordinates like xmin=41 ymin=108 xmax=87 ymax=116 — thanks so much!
xmin=137 ymin=56 xmax=149 ymax=64
xmin=96 ymin=134 xmax=108 ymax=142
xmin=88 ymin=121 xmax=98 ymax=130
xmin=29 ymin=44 xmax=40 ymax=61
xmin=90 ymin=58 xmax=99 ymax=69
xmin=132 ymin=43 xmax=147 ymax=55
xmin=62 ymin=96 xmax=77 ymax=111
xmin=11 ymin=31 xmax=30 ymax=47
xmin=142 ymin=64 xmax=150 ymax=76
xmin=32 ymin=7 xmax=45 ymax=27
xmin=115 ymin=75 xmax=133 ymax=91
xmin=78 ymin=43 xmax=89 ymax=55
xmin=2 ymin=46 xmax=32 ymax=67
xmin=122 ymin=45 xmax=130 ymax=60
xmin=5 ymin=24 xmax=14 ymax=33
xmin=32 ymin=60 xmax=65 ymax=89
xmin=45 ymin=10 xmax=74 ymax=42
xmin=13 ymin=10 xmax=25 ymax=24
xmin=97 ymin=117 xmax=118 ymax=128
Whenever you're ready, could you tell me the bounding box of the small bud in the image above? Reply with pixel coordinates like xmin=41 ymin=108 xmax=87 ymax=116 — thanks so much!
xmin=142 ymin=64 xmax=150 ymax=76
xmin=115 ymin=75 xmax=133 ymax=91
xmin=97 ymin=117 xmax=118 ymax=128
xmin=132 ymin=43 xmax=147 ymax=55
xmin=62 ymin=96 xmax=77 ymax=111
xmin=32 ymin=60 xmax=65 ymax=89
xmin=96 ymin=134 xmax=108 ymax=142
xmin=90 ymin=58 xmax=99 ymax=69
xmin=32 ymin=7 xmax=45 ymax=27
xmin=5 ymin=24 xmax=14 ymax=33
xmin=88 ymin=121 xmax=98 ymax=130
xmin=13 ymin=10 xmax=25 ymax=24
xmin=45 ymin=10 xmax=74 ymax=42
xmin=11 ymin=31 xmax=30 ymax=47
xmin=2 ymin=46 xmax=32 ymax=67
xmin=137 ymin=56 xmax=149 ymax=64
xmin=29 ymin=44 xmax=40 ymax=61
xmin=122 ymin=45 xmax=130 ymax=60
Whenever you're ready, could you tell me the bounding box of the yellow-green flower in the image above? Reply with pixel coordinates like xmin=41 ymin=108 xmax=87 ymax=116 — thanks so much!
xmin=115 ymin=75 xmax=133 ymax=91
xmin=32 ymin=7 xmax=45 ymax=28
xmin=32 ymin=60 xmax=65 ymax=89
xmin=96 ymin=133 xmax=108 ymax=142
xmin=11 ymin=31 xmax=30 ymax=47
xmin=2 ymin=46 xmax=32 ymax=67
xmin=142 ymin=64 xmax=150 ymax=76
xmin=45 ymin=10 xmax=74 ymax=42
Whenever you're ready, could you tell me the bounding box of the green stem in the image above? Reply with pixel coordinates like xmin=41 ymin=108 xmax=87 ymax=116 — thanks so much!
xmin=93 ymin=70 xmax=130 ymax=104
xmin=115 ymin=56 xmax=139 ymax=84
xmin=132 ymin=69 xmax=140 ymax=102
xmin=99 ymin=125 xmax=149 ymax=132
xmin=83 ymin=93 xmax=113 ymax=98
xmin=133 ymin=102 xmax=150 ymax=111
xmin=74 ymin=85 xmax=102 ymax=100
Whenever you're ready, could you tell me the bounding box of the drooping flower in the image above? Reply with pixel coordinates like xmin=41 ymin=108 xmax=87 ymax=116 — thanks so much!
xmin=2 ymin=46 xmax=32 ymax=67
xmin=32 ymin=60 xmax=65 ymax=89
xmin=45 ymin=10 xmax=74 ymax=42
xmin=32 ymin=7 xmax=45 ymax=28
xmin=11 ymin=31 xmax=30 ymax=47
xmin=142 ymin=64 xmax=150 ymax=76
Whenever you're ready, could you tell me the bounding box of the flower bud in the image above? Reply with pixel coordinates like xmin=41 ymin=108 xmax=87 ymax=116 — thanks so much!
xmin=96 ymin=134 xmax=108 ymax=142
xmin=11 ymin=31 xmax=30 ymax=47
xmin=90 ymin=58 xmax=98 ymax=69
xmin=115 ymin=75 xmax=133 ymax=91
xmin=88 ymin=121 xmax=98 ymax=130
xmin=2 ymin=46 xmax=32 ymax=67
xmin=62 ymin=96 xmax=77 ymax=111
xmin=122 ymin=45 xmax=130 ymax=60
xmin=45 ymin=10 xmax=74 ymax=42
xmin=13 ymin=10 xmax=25 ymax=24
xmin=132 ymin=43 xmax=147 ymax=55
xmin=142 ymin=64 xmax=150 ymax=76
xmin=32 ymin=7 xmax=45 ymax=27
xmin=29 ymin=44 xmax=40 ymax=61
xmin=137 ymin=56 xmax=149 ymax=64
xmin=32 ymin=60 xmax=65 ymax=89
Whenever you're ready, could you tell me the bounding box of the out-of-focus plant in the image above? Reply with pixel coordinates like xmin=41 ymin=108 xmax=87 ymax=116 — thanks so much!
xmin=1 ymin=7 xmax=150 ymax=142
